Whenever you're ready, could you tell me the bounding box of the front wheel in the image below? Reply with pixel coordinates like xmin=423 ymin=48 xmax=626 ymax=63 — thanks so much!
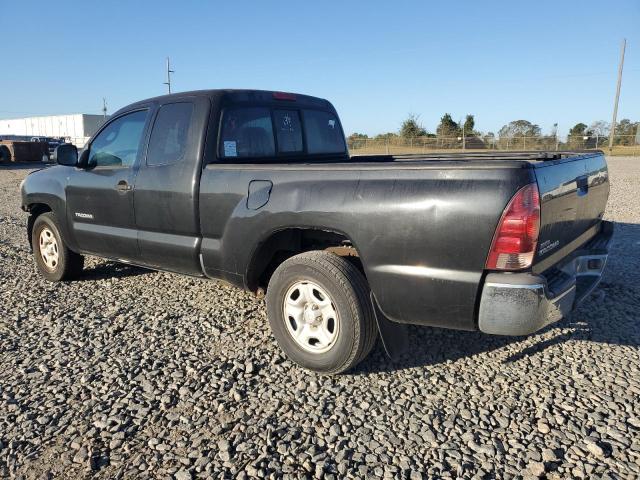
xmin=32 ymin=212 xmax=84 ymax=281
xmin=0 ymin=145 xmax=11 ymax=163
xmin=266 ymin=251 xmax=377 ymax=374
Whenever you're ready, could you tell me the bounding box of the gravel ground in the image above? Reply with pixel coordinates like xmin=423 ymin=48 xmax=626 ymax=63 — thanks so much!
xmin=1 ymin=157 xmax=639 ymax=479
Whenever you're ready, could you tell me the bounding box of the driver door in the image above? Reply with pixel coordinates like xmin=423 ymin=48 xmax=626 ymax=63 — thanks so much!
xmin=65 ymin=108 xmax=151 ymax=262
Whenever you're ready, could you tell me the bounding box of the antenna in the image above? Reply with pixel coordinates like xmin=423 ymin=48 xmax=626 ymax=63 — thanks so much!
xmin=164 ymin=57 xmax=175 ymax=94
xmin=102 ymin=98 xmax=107 ymax=120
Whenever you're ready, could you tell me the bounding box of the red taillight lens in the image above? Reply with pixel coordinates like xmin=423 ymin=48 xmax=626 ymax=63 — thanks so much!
xmin=486 ymin=183 xmax=540 ymax=270
xmin=272 ymin=91 xmax=296 ymax=101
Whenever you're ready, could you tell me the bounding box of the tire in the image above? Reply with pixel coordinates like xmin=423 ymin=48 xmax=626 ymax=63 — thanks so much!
xmin=266 ymin=251 xmax=377 ymax=374
xmin=32 ymin=212 xmax=84 ymax=281
xmin=0 ymin=145 xmax=11 ymax=163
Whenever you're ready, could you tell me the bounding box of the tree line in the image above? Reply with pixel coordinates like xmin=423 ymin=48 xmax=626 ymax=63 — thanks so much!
xmin=349 ymin=114 xmax=640 ymax=147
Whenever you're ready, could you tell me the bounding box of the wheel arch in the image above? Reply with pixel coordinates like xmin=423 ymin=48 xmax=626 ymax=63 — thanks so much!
xmin=245 ymin=226 xmax=365 ymax=293
xmin=26 ymin=203 xmax=53 ymax=251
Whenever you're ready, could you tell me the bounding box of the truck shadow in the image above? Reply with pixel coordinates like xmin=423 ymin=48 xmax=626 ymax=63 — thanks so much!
xmin=79 ymin=261 xmax=150 ymax=281
xmin=355 ymin=221 xmax=640 ymax=374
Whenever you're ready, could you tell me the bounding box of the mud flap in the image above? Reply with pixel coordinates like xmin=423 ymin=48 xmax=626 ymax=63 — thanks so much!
xmin=370 ymin=292 xmax=408 ymax=359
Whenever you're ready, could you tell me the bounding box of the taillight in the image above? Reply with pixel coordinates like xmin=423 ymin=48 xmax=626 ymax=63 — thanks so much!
xmin=486 ymin=183 xmax=540 ymax=270
xmin=272 ymin=92 xmax=296 ymax=101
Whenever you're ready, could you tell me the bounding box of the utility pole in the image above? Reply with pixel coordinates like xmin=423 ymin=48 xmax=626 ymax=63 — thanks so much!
xmin=609 ymin=39 xmax=626 ymax=151
xmin=462 ymin=123 xmax=466 ymax=150
xmin=164 ymin=57 xmax=175 ymax=94
xmin=102 ymin=98 xmax=107 ymax=120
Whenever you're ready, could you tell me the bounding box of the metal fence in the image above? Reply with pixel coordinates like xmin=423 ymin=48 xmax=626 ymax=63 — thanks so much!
xmin=348 ymin=135 xmax=640 ymax=156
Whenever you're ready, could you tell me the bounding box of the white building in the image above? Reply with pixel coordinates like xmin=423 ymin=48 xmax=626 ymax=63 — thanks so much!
xmin=0 ymin=114 xmax=107 ymax=147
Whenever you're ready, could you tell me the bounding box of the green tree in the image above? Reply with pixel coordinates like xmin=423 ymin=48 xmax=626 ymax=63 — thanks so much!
xmin=613 ymin=119 xmax=639 ymax=145
xmin=463 ymin=115 xmax=475 ymax=135
xmin=374 ymin=132 xmax=399 ymax=141
xmin=346 ymin=132 xmax=369 ymax=151
xmin=567 ymin=122 xmax=593 ymax=148
xmin=568 ymin=123 xmax=591 ymax=137
xmin=437 ymin=113 xmax=460 ymax=137
xmin=399 ymin=114 xmax=428 ymax=138
xmin=347 ymin=132 xmax=369 ymax=141
xmin=498 ymin=120 xmax=541 ymax=138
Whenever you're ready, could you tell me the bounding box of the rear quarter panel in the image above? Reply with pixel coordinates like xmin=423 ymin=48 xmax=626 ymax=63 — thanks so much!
xmin=200 ymin=162 xmax=534 ymax=329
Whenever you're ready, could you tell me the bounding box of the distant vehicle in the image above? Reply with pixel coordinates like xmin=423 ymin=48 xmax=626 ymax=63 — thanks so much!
xmin=20 ymin=89 xmax=612 ymax=373
xmin=30 ymin=136 xmax=66 ymax=156
xmin=0 ymin=138 xmax=49 ymax=163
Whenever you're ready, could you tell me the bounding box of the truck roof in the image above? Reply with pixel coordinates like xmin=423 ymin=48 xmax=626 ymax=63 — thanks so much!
xmin=118 ymin=89 xmax=333 ymax=115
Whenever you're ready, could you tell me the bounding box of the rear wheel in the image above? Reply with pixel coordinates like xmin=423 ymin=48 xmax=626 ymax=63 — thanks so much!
xmin=266 ymin=251 xmax=377 ymax=374
xmin=32 ymin=212 xmax=84 ymax=281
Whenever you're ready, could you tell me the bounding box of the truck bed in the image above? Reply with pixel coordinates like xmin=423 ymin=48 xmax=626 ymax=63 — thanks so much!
xmin=200 ymin=150 xmax=609 ymax=329
xmin=349 ymin=150 xmax=601 ymax=165
xmin=212 ymin=151 xmax=603 ymax=171
xmin=353 ymin=151 xmax=610 ymax=275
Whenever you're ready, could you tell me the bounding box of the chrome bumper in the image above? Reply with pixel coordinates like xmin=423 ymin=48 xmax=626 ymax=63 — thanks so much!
xmin=478 ymin=221 xmax=613 ymax=336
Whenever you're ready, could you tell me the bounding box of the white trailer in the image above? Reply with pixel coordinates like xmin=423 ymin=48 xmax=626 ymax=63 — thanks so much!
xmin=0 ymin=114 xmax=107 ymax=148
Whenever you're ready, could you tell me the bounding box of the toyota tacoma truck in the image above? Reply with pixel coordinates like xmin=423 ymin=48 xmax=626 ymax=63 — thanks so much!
xmin=20 ymin=89 xmax=612 ymax=373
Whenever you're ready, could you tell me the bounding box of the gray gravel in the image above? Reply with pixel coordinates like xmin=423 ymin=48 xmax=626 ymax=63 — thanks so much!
xmin=1 ymin=157 xmax=639 ymax=479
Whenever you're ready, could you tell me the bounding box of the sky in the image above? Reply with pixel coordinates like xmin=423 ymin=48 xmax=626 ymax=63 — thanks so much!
xmin=1 ymin=0 xmax=639 ymax=137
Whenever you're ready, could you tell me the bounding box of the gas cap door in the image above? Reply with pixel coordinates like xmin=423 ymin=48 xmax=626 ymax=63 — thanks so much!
xmin=247 ymin=180 xmax=273 ymax=210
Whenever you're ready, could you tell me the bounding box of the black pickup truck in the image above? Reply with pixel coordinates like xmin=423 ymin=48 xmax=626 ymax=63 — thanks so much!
xmin=21 ymin=89 xmax=612 ymax=373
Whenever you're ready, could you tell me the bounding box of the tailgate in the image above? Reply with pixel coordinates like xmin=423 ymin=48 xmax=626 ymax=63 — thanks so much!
xmin=533 ymin=153 xmax=609 ymax=272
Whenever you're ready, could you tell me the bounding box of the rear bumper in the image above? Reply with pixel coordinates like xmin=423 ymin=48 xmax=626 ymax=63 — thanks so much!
xmin=478 ymin=220 xmax=613 ymax=336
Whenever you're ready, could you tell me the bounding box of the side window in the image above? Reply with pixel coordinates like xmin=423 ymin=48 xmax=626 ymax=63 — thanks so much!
xmin=89 ymin=110 xmax=148 ymax=168
xmin=219 ymin=107 xmax=275 ymax=159
xmin=147 ymin=103 xmax=194 ymax=166
xmin=303 ymin=110 xmax=346 ymax=154
xmin=273 ymin=110 xmax=302 ymax=153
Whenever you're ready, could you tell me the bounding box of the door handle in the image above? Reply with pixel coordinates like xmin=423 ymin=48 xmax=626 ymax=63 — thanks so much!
xmin=115 ymin=180 xmax=132 ymax=192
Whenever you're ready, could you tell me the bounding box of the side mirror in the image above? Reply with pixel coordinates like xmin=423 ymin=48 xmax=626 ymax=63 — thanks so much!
xmin=78 ymin=149 xmax=90 ymax=168
xmin=53 ymin=144 xmax=78 ymax=166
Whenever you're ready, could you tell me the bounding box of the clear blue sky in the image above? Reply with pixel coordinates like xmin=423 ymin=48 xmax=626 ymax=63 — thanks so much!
xmin=2 ymin=0 xmax=638 ymax=137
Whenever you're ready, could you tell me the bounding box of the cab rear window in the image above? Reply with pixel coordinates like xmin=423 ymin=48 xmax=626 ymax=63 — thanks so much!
xmin=218 ymin=106 xmax=345 ymax=160
xmin=303 ymin=110 xmax=346 ymax=154
xmin=273 ymin=110 xmax=303 ymax=153
xmin=219 ymin=107 xmax=275 ymax=158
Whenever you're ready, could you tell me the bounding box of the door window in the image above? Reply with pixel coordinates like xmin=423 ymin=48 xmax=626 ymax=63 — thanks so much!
xmin=147 ymin=103 xmax=194 ymax=166
xmin=89 ymin=110 xmax=148 ymax=168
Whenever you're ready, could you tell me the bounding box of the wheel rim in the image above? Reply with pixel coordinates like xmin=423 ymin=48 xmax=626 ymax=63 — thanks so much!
xmin=39 ymin=227 xmax=59 ymax=270
xmin=283 ymin=280 xmax=340 ymax=354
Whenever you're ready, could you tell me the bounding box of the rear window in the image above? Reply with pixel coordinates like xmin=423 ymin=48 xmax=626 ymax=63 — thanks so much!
xmin=303 ymin=110 xmax=346 ymax=154
xmin=273 ymin=110 xmax=303 ymax=153
xmin=217 ymin=106 xmax=345 ymax=160
xmin=219 ymin=107 xmax=275 ymax=158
